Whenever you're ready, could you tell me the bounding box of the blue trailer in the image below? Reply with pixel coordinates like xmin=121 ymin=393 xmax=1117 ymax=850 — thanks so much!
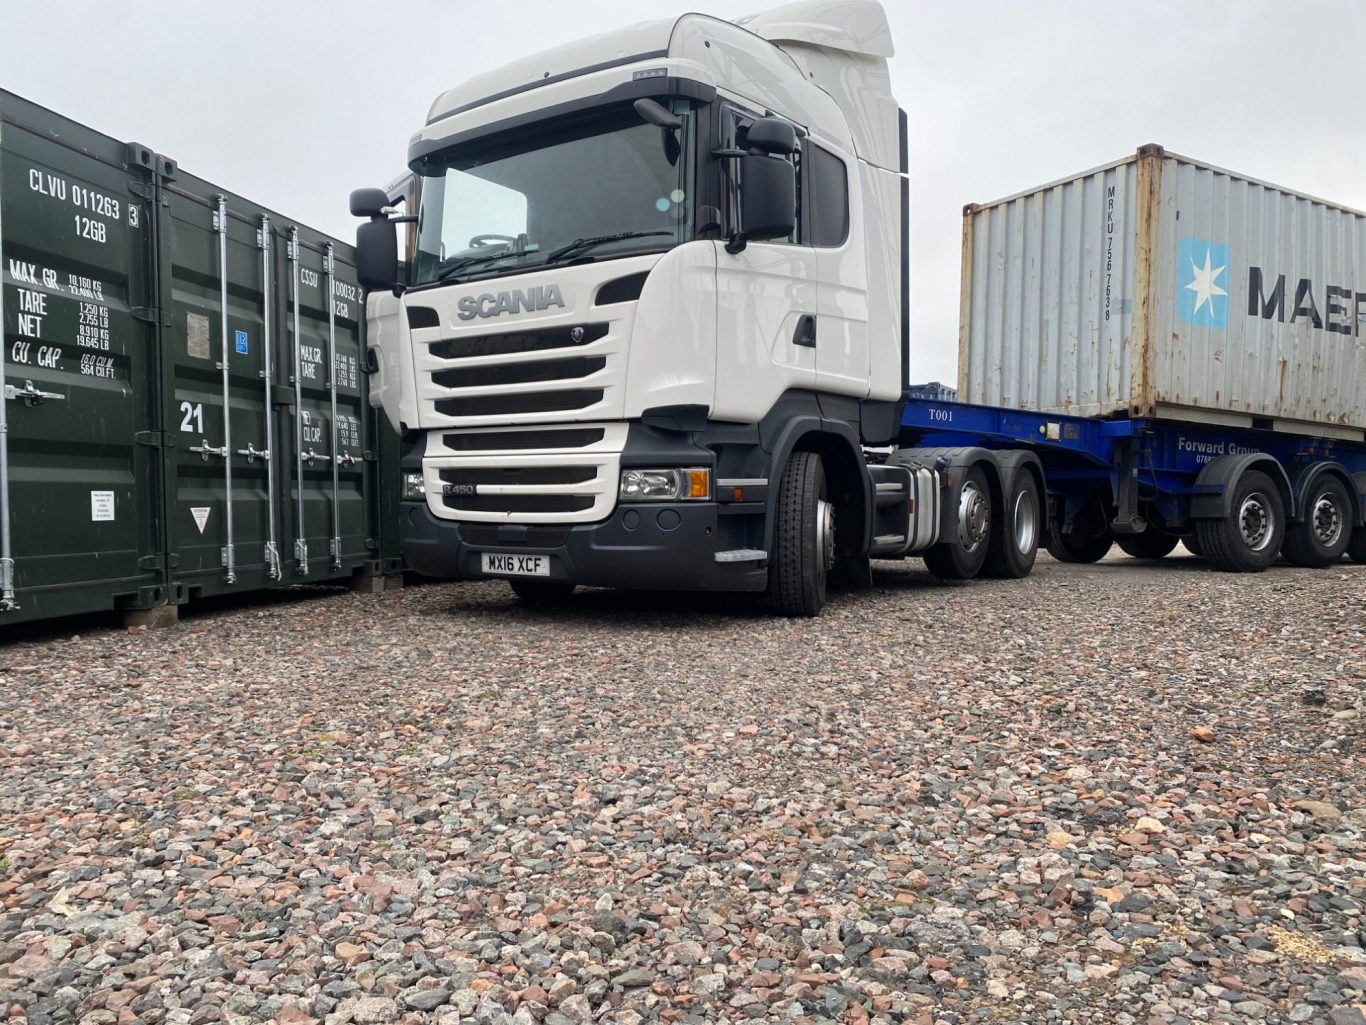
xmin=895 ymin=399 xmax=1366 ymax=573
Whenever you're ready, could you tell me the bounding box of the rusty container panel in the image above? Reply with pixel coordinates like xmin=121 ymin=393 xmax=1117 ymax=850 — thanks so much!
xmin=960 ymin=146 xmax=1366 ymax=438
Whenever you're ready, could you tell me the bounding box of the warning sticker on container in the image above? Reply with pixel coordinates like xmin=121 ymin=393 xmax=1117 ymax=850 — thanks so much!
xmin=91 ymin=491 xmax=115 ymax=522
xmin=187 ymin=313 xmax=211 ymax=360
xmin=190 ymin=507 xmax=211 ymax=534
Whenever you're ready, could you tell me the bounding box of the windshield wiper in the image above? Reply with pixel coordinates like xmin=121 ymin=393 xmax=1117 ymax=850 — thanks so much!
xmin=543 ymin=231 xmax=673 ymax=265
xmin=431 ymin=248 xmax=535 ymax=283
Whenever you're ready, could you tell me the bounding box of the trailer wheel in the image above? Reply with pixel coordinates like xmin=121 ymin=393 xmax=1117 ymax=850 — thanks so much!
xmin=923 ymin=466 xmax=992 ymax=580
xmin=1195 ymin=469 xmax=1284 ymax=573
xmin=1115 ymin=530 xmax=1180 ymax=560
xmin=1282 ymin=476 xmax=1352 ymax=567
xmin=1349 ymin=525 xmax=1366 ymax=565
xmin=768 ymin=451 xmax=832 ymax=617
xmin=1183 ymin=534 xmax=1204 ymax=558
xmin=1045 ymin=522 xmax=1113 ymax=563
xmin=983 ymin=472 xmax=1040 ymax=578
xmin=510 ymin=579 xmax=577 ymax=604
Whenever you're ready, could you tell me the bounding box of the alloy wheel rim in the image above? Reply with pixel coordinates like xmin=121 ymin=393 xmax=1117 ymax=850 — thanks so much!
xmin=1238 ymin=492 xmax=1275 ymax=552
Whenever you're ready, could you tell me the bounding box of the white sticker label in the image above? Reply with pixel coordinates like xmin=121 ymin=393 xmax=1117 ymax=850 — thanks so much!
xmin=91 ymin=491 xmax=115 ymax=521
xmin=190 ymin=507 xmax=211 ymax=534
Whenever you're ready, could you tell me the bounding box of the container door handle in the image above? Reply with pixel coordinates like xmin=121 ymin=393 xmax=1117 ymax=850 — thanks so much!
xmin=189 ymin=441 xmax=228 ymax=460
xmin=793 ymin=314 xmax=817 ymax=348
xmin=4 ymin=381 xmax=66 ymax=406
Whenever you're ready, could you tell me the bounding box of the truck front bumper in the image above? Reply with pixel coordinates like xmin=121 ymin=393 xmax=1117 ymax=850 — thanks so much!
xmin=400 ymin=500 xmax=769 ymax=592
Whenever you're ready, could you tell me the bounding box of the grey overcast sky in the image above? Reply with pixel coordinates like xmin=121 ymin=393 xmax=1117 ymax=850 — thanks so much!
xmin=5 ymin=0 xmax=1365 ymax=384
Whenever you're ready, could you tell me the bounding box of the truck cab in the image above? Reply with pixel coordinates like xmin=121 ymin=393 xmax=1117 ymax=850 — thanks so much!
xmin=355 ymin=1 xmax=1035 ymax=613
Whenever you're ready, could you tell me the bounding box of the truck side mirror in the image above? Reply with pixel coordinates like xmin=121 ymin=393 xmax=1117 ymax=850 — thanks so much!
xmin=356 ymin=218 xmax=398 ymax=292
xmin=745 ymin=117 xmax=797 ymax=156
xmin=350 ymin=187 xmax=391 ymax=218
xmin=727 ymin=153 xmax=796 ymax=253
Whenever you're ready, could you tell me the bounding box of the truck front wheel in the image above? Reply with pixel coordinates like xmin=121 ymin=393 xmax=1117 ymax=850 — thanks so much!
xmin=1195 ymin=469 xmax=1284 ymax=572
xmin=1282 ymin=476 xmax=1352 ymax=567
xmin=768 ymin=451 xmax=832 ymax=617
xmin=923 ymin=466 xmax=992 ymax=580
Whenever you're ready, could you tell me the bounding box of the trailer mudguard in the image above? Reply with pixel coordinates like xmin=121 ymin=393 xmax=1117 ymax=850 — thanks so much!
xmin=1188 ymin=453 xmax=1293 ymax=520
xmin=1290 ymin=461 xmax=1363 ymax=526
xmin=1353 ymin=473 xmax=1366 ymax=526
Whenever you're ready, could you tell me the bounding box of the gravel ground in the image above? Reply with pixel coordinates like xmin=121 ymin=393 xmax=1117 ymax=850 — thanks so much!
xmin=0 ymin=552 xmax=1363 ymax=1025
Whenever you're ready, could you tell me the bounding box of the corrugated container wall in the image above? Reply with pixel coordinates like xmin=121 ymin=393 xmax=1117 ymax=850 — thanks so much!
xmin=0 ymin=89 xmax=402 ymax=627
xmin=959 ymin=145 xmax=1366 ymax=440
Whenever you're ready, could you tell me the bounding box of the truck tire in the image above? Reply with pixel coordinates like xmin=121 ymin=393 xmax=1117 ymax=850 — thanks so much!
xmin=1045 ymin=524 xmax=1112 ymax=563
xmin=1195 ymin=469 xmax=1284 ymax=573
xmin=1349 ymin=526 xmax=1366 ymax=565
xmin=1282 ymin=475 xmax=1352 ymax=567
xmin=1115 ymin=530 xmax=1180 ymax=560
xmin=983 ymin=472 xmax=1040 ymax=578
xmin=509 ymin=579 xmax=576 ymax=604
xmin=1183 ymin=534 xmax=1203 ymax=558
xmin=768 ymin=451 xmax=832 ymax=617
xmin=923 ymin=466 xmax=992 ymax=580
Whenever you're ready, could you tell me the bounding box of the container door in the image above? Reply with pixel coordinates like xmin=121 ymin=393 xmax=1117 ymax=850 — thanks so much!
xmin=0 ymin=93 xmax=166 ymax=624
xmin=159 ymin=180 xmax=279 ymax=599
xmin=279 ymin=228 xmax=374 ymax=581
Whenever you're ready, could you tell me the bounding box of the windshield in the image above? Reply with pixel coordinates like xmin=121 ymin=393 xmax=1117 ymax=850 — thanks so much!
xmin=412 ymin=102 xmax=695 ymax=287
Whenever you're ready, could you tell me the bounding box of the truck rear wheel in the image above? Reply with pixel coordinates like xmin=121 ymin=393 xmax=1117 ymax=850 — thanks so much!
xmin=1282 ymin=475 xmax=1352 ymax=567
xmin=1195 ymin=469 xmax=1284 ymax=573
xmin=923 ymin=466 xmax=991 ymax=580
xmin=768 ymin=451 xmax=832 ymax=617
xmin=1115 ymin=530 xmax=1180 ymax=560
xmin=983 ymin=472 xmax=1040 ymax=578
xmin=509 ymin=579 xmax=577 ymax=604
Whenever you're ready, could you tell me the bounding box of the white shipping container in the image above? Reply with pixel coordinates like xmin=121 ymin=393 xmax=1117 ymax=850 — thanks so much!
xmin=958 ymin=145 xmax=1366 ymax=440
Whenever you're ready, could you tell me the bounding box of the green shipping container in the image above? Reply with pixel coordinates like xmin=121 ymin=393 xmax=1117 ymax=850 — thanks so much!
xmin=0 ymin=89 xmax=401 ymax=627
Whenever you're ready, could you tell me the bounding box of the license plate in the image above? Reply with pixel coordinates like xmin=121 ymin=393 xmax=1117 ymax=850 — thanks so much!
xmin=481 ymin=552 xmax=550 ymax=577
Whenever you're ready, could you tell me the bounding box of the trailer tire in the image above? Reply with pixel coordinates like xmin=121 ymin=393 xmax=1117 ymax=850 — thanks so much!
xmin=1349 ymin=526 xmax=1366 ymax=565
xmin=1115 ymin=530 xmax=1180 ymax=560
xmin=1045 ymin=524 xmax=1113 ymax=563
xmin=1183 ymin=534 xmax=1204 ymax=558
xmin=1195 ymin=469 xmax=1284 ymax=573
xmin=509 ymin=580 xmax=577 ymax=604
xmin=768 ymin=451 xmax=832 ymax=617
xmin=923 ymin=466 xmax=992 ymax=580
xmin=1282 ymin=475 xmax=1352 ymax=567
xmin=983 ymin=472 xmax=1040 ymax=578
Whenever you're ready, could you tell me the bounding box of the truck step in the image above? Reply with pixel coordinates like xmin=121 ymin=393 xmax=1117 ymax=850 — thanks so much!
xmin=714 ymin=549 xmax=767 ymax=563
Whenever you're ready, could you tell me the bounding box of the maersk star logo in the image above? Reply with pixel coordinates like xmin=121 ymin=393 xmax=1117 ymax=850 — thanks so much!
xmin=1177 ymin=237 xmax=1230 ymax=328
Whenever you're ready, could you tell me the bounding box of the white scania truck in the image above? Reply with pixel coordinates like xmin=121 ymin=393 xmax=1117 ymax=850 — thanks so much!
xmin=352 ymin=0 xmax=1047 ymax=615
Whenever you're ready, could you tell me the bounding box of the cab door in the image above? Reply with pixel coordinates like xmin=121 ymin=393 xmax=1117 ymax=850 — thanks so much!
xmin=712 ymin=102 xmax=818 ymax=421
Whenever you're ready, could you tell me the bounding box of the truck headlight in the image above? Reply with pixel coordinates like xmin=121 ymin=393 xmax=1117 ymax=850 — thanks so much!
xmin=402 ymin=472 xmax=425 ymax=500
xmin=619 ymin=467 xmax=711 ymax=502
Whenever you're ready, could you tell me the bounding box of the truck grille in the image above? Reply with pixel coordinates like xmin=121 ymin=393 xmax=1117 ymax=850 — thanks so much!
xmin=434 ymin=389 xmax=604 ymax=418
xmin=429 ymin=323 xmax=607 ymax=359
xmin=421 ymin=423 xmax=626 ymax=524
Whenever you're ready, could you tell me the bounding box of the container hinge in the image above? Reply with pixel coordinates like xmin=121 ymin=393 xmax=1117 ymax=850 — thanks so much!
xmin=294 ymin=538 xmax=309 ymax=574
xmin=134 ymin=430 xmax=169 ymax=448
xmin=329 ymin=536 xmax=342 ymax=570
xmin=129 ymin=306 xmax=169 ymax=326
xmin=264 ymin=541 xmax=282 ymax=580
xmin=138 ymin=554 xmax=163 ymax=570
xmin=0 ymin=558 xmax=18 ymax=612
xmin=335 ymin=452 xmax=360 ymax=467
xmin=189 ymin=442 xmax=228 ymax=460
xmin=364 ymin=536 xmax=380 ymax=551
xmin=236 ymin=443 xmax=270 ymax=463
xmin=4 ymin=381 xmax=65 ymax=406
xmin=363 ymin=449 xmax=378 ymax=462
xmin=220 ymin=545 xmax=237 ymax=584
xmin=127 ymin=181 xmax=157 ymax=201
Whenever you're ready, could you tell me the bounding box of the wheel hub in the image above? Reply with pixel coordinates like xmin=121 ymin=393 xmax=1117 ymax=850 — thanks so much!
xmin=1311 ymin=491 xmax=1343 ymax=548
xmin=958 ymin=481 xmax=990 ymax=552
xmin=1012 ymin=488 xmax=1038 ymax=555
xmin=816 ymin=498 xmax=835 ymax=572
xmin=1238 ymin=492 xmax=1275 ymax=552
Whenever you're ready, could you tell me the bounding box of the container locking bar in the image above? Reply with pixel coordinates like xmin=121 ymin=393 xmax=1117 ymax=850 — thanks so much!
xmin=324 ymin=243 xmax=342 ymax=570
xmin=257 ymin=215 xmax=281 ymax=580
xmin=0 ymin=191 xmax=13 ymax=611
xmin=288 ymin=227 xmax=308 ymax=574
xmin=213 ymin=195 xmax=237 ymax=584
xmin=189 ymin=441 xmax=228 ymax=460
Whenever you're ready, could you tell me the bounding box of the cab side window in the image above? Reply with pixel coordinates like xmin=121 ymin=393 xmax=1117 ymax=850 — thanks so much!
xmin=807 ymin=144 xmax=849 ymax=248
